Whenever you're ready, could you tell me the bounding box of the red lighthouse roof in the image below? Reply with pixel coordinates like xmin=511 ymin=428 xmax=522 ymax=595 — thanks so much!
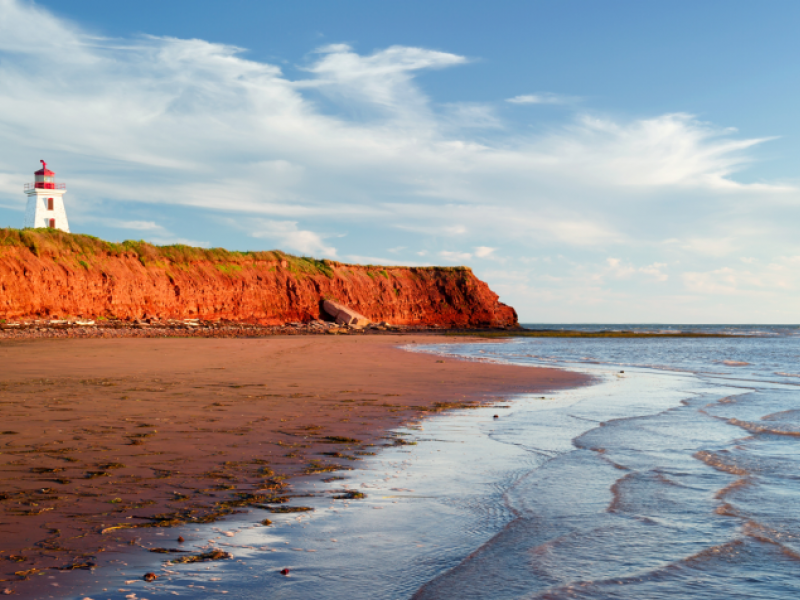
xmin=35 ymin=160 xmax=55 ymax=176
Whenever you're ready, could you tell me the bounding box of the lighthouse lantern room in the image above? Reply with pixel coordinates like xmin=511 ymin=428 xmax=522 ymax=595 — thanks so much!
xmin=24 ymin=160 xmax=70 ymax=232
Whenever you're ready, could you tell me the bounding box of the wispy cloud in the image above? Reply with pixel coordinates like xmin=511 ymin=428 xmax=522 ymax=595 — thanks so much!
xmin=439 ymin=250 xmax=473 ymax=262
xmin=474 ymin=246 xmax=496 ymax=258
xmin=683 ymin=256 xmax=800 ymax=295
xmin=249 ymin=219 xmax=337 ymax=257
xmin=506 ymin=93 xmax=579 ymax=105
xmin=345 ymin=254 xmax=425 ymax=266
xmin=97 ymin=219 xmax=165 ymax=231
xmin=601 ymin=258 xmax=668 ymax=282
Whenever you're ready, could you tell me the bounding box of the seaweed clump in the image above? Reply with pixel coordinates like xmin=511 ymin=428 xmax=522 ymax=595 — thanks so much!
xmin=332 ymin=491 xmax=366 ymax=500
xmin=167 ymin=549 xmax=233 ymax=564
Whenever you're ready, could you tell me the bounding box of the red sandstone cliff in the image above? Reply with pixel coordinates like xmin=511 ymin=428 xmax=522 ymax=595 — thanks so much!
xmin=0 ymin=229 xmax=518 ymax=328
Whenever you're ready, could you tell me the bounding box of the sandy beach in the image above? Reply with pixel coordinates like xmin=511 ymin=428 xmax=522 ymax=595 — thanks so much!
xmin=0 ymin=335 xmax=587 ymax=595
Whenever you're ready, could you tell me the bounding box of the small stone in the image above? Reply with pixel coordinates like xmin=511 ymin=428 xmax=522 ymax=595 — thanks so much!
xmin=177 ymin=536 xmax=184 ymax=543
xmin=493 ymin=415 xmax=499 ymax=419
xmin=280 ymin=568 xmax=290 ymax=576
xmin=143 ymin=572 xmax=158 ymax=582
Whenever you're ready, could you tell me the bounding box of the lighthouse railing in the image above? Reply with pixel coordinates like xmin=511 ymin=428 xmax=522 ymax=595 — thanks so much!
xmin=25 ymin=183 xmax=66 ymax=191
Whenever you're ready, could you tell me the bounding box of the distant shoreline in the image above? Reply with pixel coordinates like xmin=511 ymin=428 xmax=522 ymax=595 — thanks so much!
xmin=0 ymin=318 xmax=744 ymax=341
xmin=447 ymin=329 xmax=740 ymax=338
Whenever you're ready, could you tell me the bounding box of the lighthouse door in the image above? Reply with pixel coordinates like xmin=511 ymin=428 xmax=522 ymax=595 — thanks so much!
xmin=48 ymin=218 xmax=55 ymax=228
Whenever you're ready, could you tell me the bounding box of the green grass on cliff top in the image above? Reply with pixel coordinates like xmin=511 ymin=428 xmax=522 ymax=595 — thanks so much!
xmin=0 ymin=227 xmax=470 ymax=275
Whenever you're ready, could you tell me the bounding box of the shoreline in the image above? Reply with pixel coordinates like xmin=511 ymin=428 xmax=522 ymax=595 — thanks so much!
xmin=0 ymin=335 xmax=589 ymax=597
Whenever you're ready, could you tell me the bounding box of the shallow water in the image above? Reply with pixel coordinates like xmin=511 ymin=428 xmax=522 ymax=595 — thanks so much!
xmin=414 ymin=330 xmax=800 ymax=599
xmin=73 ymin=328 xmax=800 ymax=600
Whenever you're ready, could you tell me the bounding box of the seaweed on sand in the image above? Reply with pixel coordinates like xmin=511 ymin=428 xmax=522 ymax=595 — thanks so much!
xmin=265 ymin=506 xmax=313 ymax=513
xmin=414 ymin=401 xmax=480 ymax=413
xmin=323 ymin=436 xmax=362 ymax=444
xmin=167 ymin=549 xmax=233 ymax=564
xmin=331 ymin=491 xmax=366 ymax=500
xmin=100 ymin=497 xmax=266 ymax=533
xmin=320 ymin=451 xmax=360 ymax=460
xmin=304 ymin=461 xmax=352 ymax=475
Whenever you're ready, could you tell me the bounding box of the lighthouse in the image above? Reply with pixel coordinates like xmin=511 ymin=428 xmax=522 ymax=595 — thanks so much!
xmin=24 ymin=160 xmax=70 ymax=232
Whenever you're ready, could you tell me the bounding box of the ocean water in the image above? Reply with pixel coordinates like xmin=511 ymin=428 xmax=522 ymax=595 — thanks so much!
xmin=74 ymin=326 xmax=800 ymax=600
xmin=412 ymin=326 xmax=800 ymax=599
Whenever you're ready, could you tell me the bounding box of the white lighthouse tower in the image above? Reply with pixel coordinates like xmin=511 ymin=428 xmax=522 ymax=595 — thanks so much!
xmin=24 ymin=160 xmax=70 ymax=232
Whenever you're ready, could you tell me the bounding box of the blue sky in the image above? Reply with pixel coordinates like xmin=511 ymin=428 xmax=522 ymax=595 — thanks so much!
xmin=1 ymin=0 xmax=799 ymax=323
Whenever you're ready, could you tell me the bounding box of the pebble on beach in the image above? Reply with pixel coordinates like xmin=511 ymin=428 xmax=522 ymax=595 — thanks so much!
xmin=143 ymin=572 xmax=158 ymax=582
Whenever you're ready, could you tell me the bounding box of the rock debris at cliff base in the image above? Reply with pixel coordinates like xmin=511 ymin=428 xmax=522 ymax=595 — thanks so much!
xmin=0 ymin=317 xmax=513 ymax=341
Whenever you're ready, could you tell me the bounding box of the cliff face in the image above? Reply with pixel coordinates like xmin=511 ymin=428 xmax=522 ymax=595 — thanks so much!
xmin=0 ymin=229 xmax=518 ymax=328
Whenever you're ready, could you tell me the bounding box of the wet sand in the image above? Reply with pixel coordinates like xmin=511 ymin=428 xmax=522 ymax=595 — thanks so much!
xmin=0 ymin=335 xmax=587 ymax=595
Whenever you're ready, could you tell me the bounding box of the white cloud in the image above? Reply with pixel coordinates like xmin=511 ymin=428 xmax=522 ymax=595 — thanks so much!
xmin=506 ymin=93 xmax=578 ymax=105
xmin=439 ymin=250 xmax=472 ymax=262
xmin=441 ymin=103 xmax=502 ymax=129
xmin=86 ymin=217 xmax=207 ymax=246
xmin=605 ymin=257 xmax=637 ymax=279
xmin=345 ymin=254 xmax=425 ymax=266
xmin=149 ymin=236 xmax=210 ymax=248
xmin=678 ymin=237 xmax=737 ymax=258
xmin=522 ymin=113 xmax=783 ymax=191
xmin=474 ymin=246 xmax=496 ymax=258
xmin=98 ymin=219 xmax=164 ymax=231
xmin=302 ymin=43 xmax=466 ymax=120
xmin=683 ymin=257 xmax=800 ymax=295
xmin=250 ymin=219 xmax=337 ymax=257
xmin=601 ymin=258 xmax=668 ymax=282
xmin=639 ymin=262 xmax=669 ymax=282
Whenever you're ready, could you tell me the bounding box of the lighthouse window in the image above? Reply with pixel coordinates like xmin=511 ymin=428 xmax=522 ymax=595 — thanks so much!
xmin=47 ymin=198 xmax=54 ymax=210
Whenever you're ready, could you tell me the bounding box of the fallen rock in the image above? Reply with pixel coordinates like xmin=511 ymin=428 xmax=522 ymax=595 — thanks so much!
xmin=322 ymin=300 xmax=371 ymax=329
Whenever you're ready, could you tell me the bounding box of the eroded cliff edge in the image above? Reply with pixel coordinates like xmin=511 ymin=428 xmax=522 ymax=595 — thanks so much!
xmin=0 ymin=229 xmax=518 ymax=328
